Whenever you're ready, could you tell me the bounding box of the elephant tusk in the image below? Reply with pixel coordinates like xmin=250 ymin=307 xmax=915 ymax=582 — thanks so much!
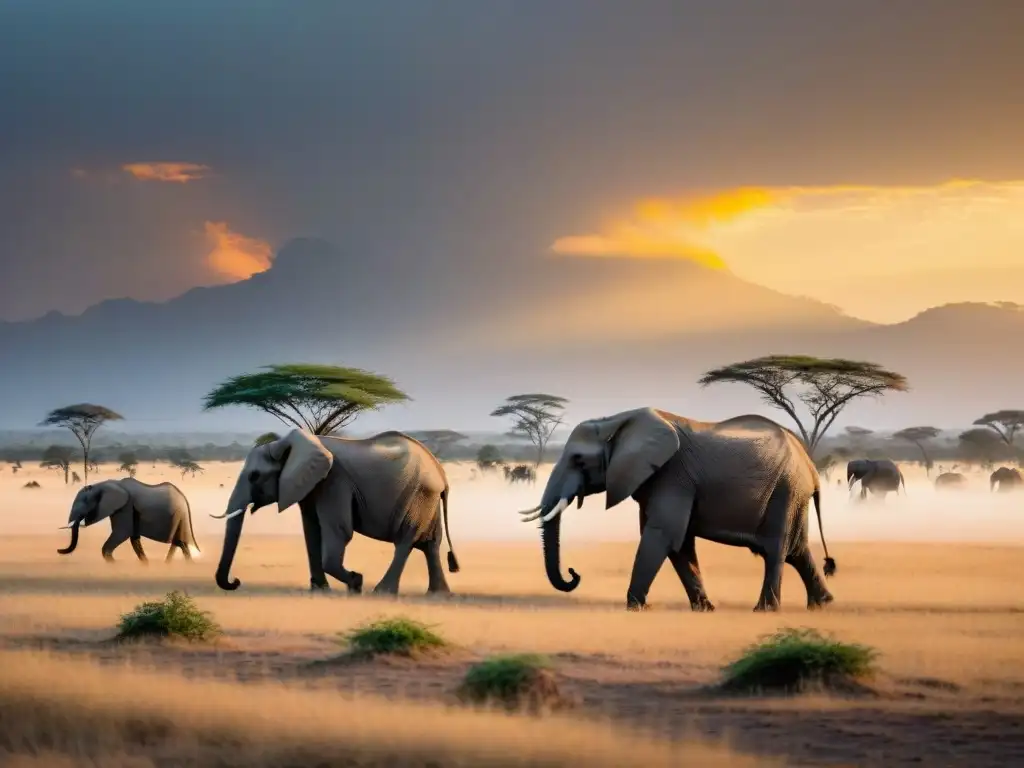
xmin=518 ymin=504 xmax=541 ymax=516
xmin=58 ymin=524 xmax=73 ymax=530
xmin=541 ymin=498 xmax=569 ymax=523
xmin=210 ymin=507 xmax=247 ymax=520
xmin=520 ymin=510 xmax=542 ymax=522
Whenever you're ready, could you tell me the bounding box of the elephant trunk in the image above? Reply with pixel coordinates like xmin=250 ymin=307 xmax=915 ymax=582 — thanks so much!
xmin=215 ymin=482 xmax=250 ymax=591
xmin=535 ymin=457 xmax=581 ymax=592
xmin=541 ymin=512 xmax=580 ymax=592
xmin=57 ymin=520 xmax=80 ymax=555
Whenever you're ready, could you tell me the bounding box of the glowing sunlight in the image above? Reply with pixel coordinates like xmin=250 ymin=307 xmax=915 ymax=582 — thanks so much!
xmin=203 ymin=221 xmax=273 ymax=281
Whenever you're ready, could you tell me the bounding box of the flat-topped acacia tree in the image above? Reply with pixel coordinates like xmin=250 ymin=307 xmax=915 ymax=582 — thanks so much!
xmin=973 ymin=410 xmax=1024 ymax=447
xmin=893 ymin=426 xmax=941 ymax=477
xmin=39 ymin=404 xmax=124 ymax=484
xmin=202 ymin=364 xmax=411 ymax=436
xmin=698 ymin=356 xmax=908 ymax=457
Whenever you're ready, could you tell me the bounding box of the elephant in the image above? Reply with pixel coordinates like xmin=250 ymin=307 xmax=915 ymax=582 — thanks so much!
xmin=846 ymin=458 xmax=905 ymax=502
xmin=504 ymin=464 xmax=536 ymax=484
xmin=935 ymin=472 xmax=967 ymax=491
xmin=517 ymin=408 xmax=836 ymax=613
xmin=990 ymin=466 xmax=1022 ymax=493
xmin=212 ymin=428 xmax=459 ymax=596
xmin=58 ymin=478 xmax=200 ymax=562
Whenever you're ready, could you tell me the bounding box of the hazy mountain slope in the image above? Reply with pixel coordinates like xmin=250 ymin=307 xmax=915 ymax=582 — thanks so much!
xmin=1 ymin=239 xmax=1019 ymax=432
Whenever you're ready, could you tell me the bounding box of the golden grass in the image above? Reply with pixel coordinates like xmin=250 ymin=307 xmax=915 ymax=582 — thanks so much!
xmin=0 ymin=649 xmax=770 ymax=767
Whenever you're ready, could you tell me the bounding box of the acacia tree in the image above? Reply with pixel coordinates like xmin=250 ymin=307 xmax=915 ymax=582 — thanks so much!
xmin=117 ymin=452 xmax=139 ymax=478
xmin=39 ymin=404 xmax=123 ymax=484
xmin=203 ymin=364 xmax=410 ymax=436
xmin=698 ymin=356 xmax=908 ymax=456
xmin=490 ymin=394 xmax=568 ymax=467
xmin=973 ymin=411 xmax=1024 ymax=447
xmin=476 ymin=444 xmax=503 ymax=472
xmin=893 ymin=426 xmax=941 ymax=477
xmin=958 ymin=428 xmax=1006 ymax=469
xmin=408 ymin=430 xmax=468 ymax=461
xmin=41 ymin=445 xmax=74 ymax=485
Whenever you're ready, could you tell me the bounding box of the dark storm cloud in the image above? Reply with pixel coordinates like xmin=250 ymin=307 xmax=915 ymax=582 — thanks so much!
xmin=1 ymin=0 xmax=1023 ymax=320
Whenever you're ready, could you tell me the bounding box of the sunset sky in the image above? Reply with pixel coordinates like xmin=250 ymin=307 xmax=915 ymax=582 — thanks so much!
xmin=1 ymin=1 xmax=1023 ymax=325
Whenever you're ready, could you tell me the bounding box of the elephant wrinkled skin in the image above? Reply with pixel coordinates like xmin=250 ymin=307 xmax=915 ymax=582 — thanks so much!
xmin=846 ymin=458 xmax=905 ymax=502
xmin=213 ymin=429 xmax=459 ymax=596
xmin=990 ymin=466 xmax=1023 ymax=493
xmin=58 ymin=478 xmax=200 ymax=563
xmin=520 ymin=408 xmax=836 ymax=613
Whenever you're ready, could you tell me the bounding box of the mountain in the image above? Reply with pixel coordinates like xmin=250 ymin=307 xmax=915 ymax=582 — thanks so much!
xmin=1 ymin=238 xmax=1021 ymax=433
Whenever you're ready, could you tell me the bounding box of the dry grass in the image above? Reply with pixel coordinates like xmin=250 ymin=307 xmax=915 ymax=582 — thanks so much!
xmin=2 ymin=459 xmax=1024 ymax=766
xmin=0 ymin=649 xmax=766 ymax=767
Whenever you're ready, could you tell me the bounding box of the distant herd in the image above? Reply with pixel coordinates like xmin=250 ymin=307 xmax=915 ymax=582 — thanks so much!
xmin=51 ymin=409 xmax=1023 ymax=613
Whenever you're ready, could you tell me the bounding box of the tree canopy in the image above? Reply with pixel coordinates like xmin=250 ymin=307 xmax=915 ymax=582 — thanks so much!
xmin=698 ymin=356 xmax=908 ymax=455
xmin=254 ymin=431 xmax=281 ymax=447
xmin=202 ymin=364 xmax=411 ymax=435
xmin=893 ymin=426 xmax=941 ymax=476
xmin=490 ymin=393 xmax=568 ymax=467
xmin=973 ymin=410 xmax=1024 ymax=446
xmin=41 ymin=444 xmax=74 ymax=484
xmin=39 ymin=403 xmax=123 ymax=484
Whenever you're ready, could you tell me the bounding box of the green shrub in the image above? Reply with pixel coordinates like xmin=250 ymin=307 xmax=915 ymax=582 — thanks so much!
xmin=457 ymin=654 xmax=570 ymax=712
xmin=116 ymin=590 xmax=221 ymax=642
xmin=339 ymin=616 xmax=447 ymax=658
xmin=720 ymin=627 xmax=878 ymax=694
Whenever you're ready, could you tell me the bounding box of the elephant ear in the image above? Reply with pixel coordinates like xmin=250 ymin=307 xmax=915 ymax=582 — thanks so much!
xmin=603 ymin=408 xmax=680 ymax=509
xmin=95 ymin=482 xmax=130 ymax=522
xmin=272 ymin=430 xmax=334 ymax=512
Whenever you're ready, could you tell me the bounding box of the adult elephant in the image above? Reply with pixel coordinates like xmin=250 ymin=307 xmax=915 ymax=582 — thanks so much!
xmin=212 ymin=429 xmax=459 ymax=595
xmin=990 ymin=466 xmax=1023 ymax=493
xmin=846 ymin=459 xmax=905 ymax=501
xmin=58 ymin=478 xmax=200 ymax=562
xmin=518 ymin=408 xmax=836 ymax=613
xmin=935 ymin=472 xmax=967 ymax=491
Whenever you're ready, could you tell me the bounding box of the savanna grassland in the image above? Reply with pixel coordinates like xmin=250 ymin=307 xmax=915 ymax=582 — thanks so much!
xmin=2 ymin=460 xmax=1023 ymax=766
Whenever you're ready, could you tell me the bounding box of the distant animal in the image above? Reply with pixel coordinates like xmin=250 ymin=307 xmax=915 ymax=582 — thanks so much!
xmin=518 ymin=408 xmax=835 ymax=613
xmin=211 ymin=428 xmax=459 ymax=596
xmin=934 ymin=472 xmax=967 ymax=491
xmin=58 ymin=478 xmax=200 ymax=563
xmin=504 ymin=463 xmax=536 ymax=484
xmin=990 ymin=466 xmax=1023 ymax=493
xmin=846 ymin=459 xmax=905 ymax=502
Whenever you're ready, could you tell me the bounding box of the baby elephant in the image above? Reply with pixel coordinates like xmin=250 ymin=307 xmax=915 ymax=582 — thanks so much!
xmin=58 ymin=478 xmax=201 ymax=563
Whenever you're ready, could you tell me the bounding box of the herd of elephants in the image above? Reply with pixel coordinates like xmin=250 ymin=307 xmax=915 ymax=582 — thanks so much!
xmin=56 ymin=407 xmax=1022 ymax=612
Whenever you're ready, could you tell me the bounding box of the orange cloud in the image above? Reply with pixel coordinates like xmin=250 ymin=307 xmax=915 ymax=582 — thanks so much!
xmin=204 ymin=222 xmax=272 ymax=281
xmin=122 ymin=162 xmax=211 ymax=183
xmin=551 ymin=186 xmax=782 ymax=270
xmin=559 ymin=179 xmax=1024 ymax=322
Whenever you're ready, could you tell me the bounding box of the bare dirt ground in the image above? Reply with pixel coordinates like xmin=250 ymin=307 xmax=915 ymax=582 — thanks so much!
xmin=2 ymin=459 xmax=1023 ymax=766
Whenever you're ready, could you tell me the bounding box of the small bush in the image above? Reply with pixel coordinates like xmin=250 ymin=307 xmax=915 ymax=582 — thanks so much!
xmin=116 ymin=590 xmax=221 ymax=642
xmin=22 ymin=480 xmax=40 ymax=489
xmin=339 ymin=616 xmax=447 ymax=658
xmin=457 ymin=654 xmax=571 ymax=713
xmin=720 ymin=627 xmax=878 ymax=694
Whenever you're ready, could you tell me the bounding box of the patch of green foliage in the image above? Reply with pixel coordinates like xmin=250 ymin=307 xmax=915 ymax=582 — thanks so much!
xmin=339 ymin=616 xmax=447 ymax=658
xmin=458 ymin=654 xmax=551 ymax=701
xmin=720 ymin=627 xmax=878 ymax=694
xmin=116 ymin=590 xmax=221 ymax=642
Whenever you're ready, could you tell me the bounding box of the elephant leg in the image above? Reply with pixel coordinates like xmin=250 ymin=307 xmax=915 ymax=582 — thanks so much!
xmin=753 ymin=484 xmax=792 ymax=612
xmin=785 ymin=547 xmax=834 ymax=609
xmin=101 ymin=530 xmax=130 ymax=561
xmin=626 ymin=489 xmax=694 ymax=611
xmin=300 ymin=500 xmax=330 ymax=591
xmin=316 ymin=499 xmax=361 ymax=593
xmin=373 ymin=529 xmax=417 ymax=595
xmin=177 ymin=539 xmax=192 ymax=561
xmin=129 ymin=537 xmax=148 ymax=564
xmin=668 ymin=535 xmax=715 ymax=612
xmin=420 ymin=519 xmax=451 ymax=594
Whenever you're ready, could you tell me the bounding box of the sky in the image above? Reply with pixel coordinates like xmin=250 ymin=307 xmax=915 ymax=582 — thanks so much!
xmin=2 ymin=1 xmax=1024 ymax=326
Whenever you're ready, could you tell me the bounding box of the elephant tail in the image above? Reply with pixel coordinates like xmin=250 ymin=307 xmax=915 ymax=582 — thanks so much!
xmin=812 ymin=488 xmax=836 ymax=577
xmin=183 ymin=494 xmax=201 ymax=558
xmin=442 ymin=488 xmax=459 ymax=573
